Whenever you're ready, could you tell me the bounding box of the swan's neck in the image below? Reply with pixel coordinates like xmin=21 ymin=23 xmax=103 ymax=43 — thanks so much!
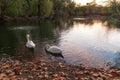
xmin=27 ymin=34 xmax=30 ymax=41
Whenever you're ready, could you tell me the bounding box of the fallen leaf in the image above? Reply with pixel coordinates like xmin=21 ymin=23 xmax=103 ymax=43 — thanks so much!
xmin=0 ymin=73 xmax=7 ymax=79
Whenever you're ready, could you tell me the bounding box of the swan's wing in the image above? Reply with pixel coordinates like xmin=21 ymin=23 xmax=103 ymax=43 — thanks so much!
xmin=30 ymin=41 xmax=35 ymax=47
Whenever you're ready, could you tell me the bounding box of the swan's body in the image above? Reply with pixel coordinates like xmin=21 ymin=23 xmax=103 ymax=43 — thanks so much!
xmin=26 ymin=34 xmax=35 ymax=48
xmin=45 ymin=44 xmax=63 ymax=58
xmin=46 ymin=46 xmax=62 ymax=54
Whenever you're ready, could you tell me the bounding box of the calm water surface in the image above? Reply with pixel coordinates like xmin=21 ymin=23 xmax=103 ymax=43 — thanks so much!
xmin=0 ymin=19 xmax=120 ymax=68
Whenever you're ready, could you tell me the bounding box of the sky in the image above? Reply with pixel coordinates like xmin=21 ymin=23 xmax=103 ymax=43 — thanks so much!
xmin=74 ymin=0 xmax=107 ymax=6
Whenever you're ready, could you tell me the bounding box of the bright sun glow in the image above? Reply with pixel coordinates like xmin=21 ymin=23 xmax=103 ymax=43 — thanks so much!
xmin=74 ymin=0 xmax=107 ymax=6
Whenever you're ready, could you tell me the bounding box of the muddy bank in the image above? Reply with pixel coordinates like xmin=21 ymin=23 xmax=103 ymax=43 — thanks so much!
xmin=0 ymin=57 xmax=120 ymax=80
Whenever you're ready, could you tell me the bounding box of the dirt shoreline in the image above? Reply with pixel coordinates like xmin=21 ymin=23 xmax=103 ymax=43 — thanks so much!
xmin=0 ymin=57 xmax=120 ymax=80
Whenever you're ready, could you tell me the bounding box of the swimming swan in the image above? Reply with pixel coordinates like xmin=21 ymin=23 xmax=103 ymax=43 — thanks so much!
xmin=26 ymin=34 xmax=35 ymax=48
xmin=45 ymin=44 xmax=63 ymax=58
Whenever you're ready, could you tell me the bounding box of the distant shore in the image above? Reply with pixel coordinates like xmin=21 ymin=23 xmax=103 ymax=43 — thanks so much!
xmin=0 ymin=15 xmax=112 ymax=23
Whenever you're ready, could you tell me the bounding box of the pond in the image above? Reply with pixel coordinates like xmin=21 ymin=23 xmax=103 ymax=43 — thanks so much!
xmin=0 ymin=19 xmax=120 ymax=68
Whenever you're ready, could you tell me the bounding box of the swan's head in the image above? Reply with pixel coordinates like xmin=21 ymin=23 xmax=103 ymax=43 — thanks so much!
xmin=27 ymin=34 xmax=30 ymax=38
xmin=45 ymin=44 xmax=50 ymax=49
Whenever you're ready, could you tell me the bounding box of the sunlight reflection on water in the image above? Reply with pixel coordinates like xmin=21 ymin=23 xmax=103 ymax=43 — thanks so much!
xmin=59 ymin=20 xmax=120 ymax=68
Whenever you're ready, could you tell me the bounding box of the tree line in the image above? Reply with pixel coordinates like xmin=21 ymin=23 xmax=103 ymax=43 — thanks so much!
xmin=0 ymin=0 xmax=53 ymax=18
xmin=0 ymin=0 xmax=120 ymax=20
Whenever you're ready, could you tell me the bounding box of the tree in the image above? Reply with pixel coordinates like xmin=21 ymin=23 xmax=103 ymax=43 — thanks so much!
xmin=29 ymin=0 xmax=53 ymax=17
xmin=108 ymin=0 xmax=120 ymax=16
xmin=39 ymin=0 xmax=53 ymax=16
xmin=29 ymin=0 xmax=38 ymax=15
xmin=0 ymin=0 xmax=53 ymax=18
xmin=52 ymin=0 xmax=75 ymax=16
xmin=0 ymin=0 xmax=26 ymax=17
xmin=6 ymin=0 xmax=25 ymax=16
xmin=66 ymin=1 xmax=76 ymax=16
xmin=0 ymin=0 xmax=9 ymax=17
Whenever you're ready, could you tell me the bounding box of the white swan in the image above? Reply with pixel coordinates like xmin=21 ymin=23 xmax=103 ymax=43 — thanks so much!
xmin=45 ymin=44 xmax=63 ymax=58
xmin=26 ymin=34 xmax=35 ymax=48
